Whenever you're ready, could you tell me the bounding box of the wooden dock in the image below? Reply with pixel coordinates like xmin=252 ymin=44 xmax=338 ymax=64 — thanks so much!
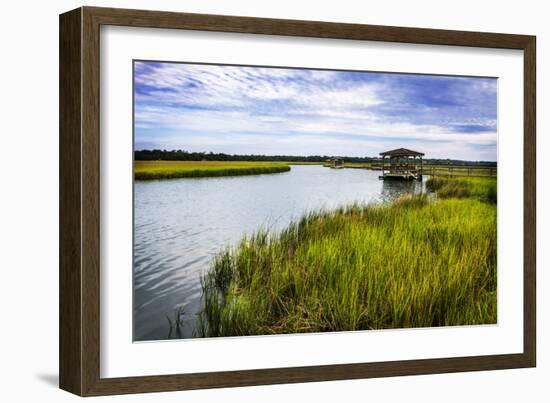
xmin=421 ymin=165 xmax=497 ymax=177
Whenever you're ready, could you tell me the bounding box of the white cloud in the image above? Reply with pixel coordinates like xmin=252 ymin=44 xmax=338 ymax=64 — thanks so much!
xmin=134 ymin=62 xmax=497 ymax=160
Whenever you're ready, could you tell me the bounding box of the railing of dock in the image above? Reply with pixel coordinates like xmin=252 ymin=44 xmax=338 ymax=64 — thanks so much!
xmin=420 ymin=165 xmax=497 ymax=177
xmin=338 ymin=163 xmax=497 ymax=177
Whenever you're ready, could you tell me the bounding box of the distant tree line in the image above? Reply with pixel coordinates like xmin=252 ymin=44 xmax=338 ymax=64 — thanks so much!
xmin=134 ymin=149 xmax=372 ymax=163
xmin=134 ymin=149 xmax=496 ymax=167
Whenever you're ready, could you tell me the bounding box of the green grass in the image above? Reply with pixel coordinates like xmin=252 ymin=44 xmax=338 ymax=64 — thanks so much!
xmin=426 ymin=176 xmax=497 ymax=203
xmin=199 ymin=178 xmax=497 ymax=337
xmin=135 ymin=161 xmax=291 ymax=180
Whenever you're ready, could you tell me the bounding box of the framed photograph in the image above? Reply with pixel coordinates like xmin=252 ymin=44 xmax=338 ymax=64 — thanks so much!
xmin=59 ymin=6 xmax=536 ymax=396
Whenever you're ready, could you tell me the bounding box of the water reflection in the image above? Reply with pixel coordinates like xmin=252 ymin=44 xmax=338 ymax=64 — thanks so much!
xmin=380 ymin=178 xmax=426 ymax=202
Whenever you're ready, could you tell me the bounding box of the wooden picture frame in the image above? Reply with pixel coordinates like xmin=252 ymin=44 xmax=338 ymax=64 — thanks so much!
xmin=59 ymin=6 xmax=536 ymax=396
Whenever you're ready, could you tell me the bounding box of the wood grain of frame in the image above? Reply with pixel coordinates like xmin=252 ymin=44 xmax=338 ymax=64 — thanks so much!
xmin=59 ymin=6 xmax=536 ymax=396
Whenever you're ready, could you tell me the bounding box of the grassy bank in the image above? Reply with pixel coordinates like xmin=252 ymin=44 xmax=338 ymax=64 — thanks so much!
xmin=427 ymin=176 xmax=497 ymax=203
xmin=135 ymin=161 xmax=291 ymax=180
xmin=199 ymin=178 xmax=497 ymax=337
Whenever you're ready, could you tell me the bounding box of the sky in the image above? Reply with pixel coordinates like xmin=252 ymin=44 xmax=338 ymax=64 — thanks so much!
xmin=134 ymin=61 xmax=497 ymax=161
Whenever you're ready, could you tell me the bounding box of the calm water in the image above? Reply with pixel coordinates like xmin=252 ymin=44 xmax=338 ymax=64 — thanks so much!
xmin=134 ymin=165 xmax=426 ymax=341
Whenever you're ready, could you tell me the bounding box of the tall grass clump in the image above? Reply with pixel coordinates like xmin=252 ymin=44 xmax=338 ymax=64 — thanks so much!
xmin=199 ymin=191 xmax=497 ymax=337
xmin=135 ymin=161 xmax=291 ymax=180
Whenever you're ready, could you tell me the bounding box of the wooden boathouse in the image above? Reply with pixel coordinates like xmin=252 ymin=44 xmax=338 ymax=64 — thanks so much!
xmin=379 ymin=148 xmax=424 ymax=180
xmin=328 ymin=157 xmax=344 ymax=169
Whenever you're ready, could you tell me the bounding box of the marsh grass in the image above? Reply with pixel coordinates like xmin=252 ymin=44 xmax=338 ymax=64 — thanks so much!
xmin=427 ymin=176 xmax=497 ymax=203
xmin=135 ymin=161 xmax=291 ymax=180
xmin=199 ymin=179 xmax=497 ymax=337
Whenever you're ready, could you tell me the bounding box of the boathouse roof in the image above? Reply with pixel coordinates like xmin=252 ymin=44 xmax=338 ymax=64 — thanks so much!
xmin=379 ymin=148 xmax=424 ymax=157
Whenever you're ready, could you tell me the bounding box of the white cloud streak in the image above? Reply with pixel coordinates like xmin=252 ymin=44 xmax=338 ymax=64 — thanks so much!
xmin=134 ymin=62 xmax=497 ymax=160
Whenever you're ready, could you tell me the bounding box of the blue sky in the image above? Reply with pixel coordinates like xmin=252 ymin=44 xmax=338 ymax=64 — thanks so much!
xmin=134 ymin=61 xmax=497 ymax=161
